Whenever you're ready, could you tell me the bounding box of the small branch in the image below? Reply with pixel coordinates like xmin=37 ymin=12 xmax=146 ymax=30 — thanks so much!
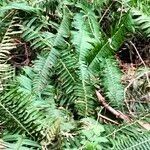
xmin=1 ymin=10 xmax=14 ymax=23
xmin=98 ymin=114 xmax=119 ymax=125
xmin=130 ymin=41 xmax=150 ymax=84
xmin=99 ymin=2 xmax=113 ymax=23
xmin=96 ymin=90 xmax=130 ymax=122
xmin=117 ymin=0 xmax=124 ymax=26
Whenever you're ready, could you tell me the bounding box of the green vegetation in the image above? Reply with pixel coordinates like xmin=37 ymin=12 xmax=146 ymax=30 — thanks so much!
xmin=0 ymin=0 xmax=150 ymax=149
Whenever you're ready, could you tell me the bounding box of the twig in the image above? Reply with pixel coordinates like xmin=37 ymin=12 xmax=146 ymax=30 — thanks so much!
xmin=98 ymin=114 xmax=119 ymax=125
xmin=130 ymin=41 xmax=150 ymax=84
xmin=96 ymin=90 xmax=130 ymax=122
xmin=117 ymin=0 xmax=124 ymax=26
xmin=1 ymin=10 xmax=14 ymax=23
xmin=99 ymin=2 xmax=113 ymax=23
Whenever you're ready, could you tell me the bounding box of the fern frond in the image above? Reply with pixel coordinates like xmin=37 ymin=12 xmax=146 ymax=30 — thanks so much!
xmin=87 ymin=12 xmax=134 ymax=108
xmin=89 ymin=26 xmax=125 ymax=73
xmin=12 ymin=71 xmax=74 ymax=148
xmin=104 ymin=113 xmax=150 ymax=149
xmin=101 ymin=58 xmax=124 ymax=107
xmin=0 ymin=82 xmax=61 ymax=143
xmin=89 ymin=12 xmax=134 ymax=73
xmin=76 ymin=3 xmax=101 ymax=41
xmin=132 ymin=9 xmax=150 ymax=37
xmin=33 ymin=8 xmax=71 ymax=95
xmin=114 ymin=133 xmax=150 ymax=150
xmin=56 ymin=48 xmax=77 ymax=106
xmin=72 ymin=13 xmax=96 ymax=117
xmin=1 ymin=134 xmax=41 ymax=149
xmin=0 ymin=2 xmax=40 ymax=14
xmin=22 ymin=17 xmax=55 ymax=51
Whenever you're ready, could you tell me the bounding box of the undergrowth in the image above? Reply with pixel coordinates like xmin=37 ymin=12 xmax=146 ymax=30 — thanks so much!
xmin=0 ymin=0 xmax=150 ymax=149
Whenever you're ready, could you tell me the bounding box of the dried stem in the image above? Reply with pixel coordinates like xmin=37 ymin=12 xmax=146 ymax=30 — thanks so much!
xmin=96 ymin=90 xmax=130 ymax=122
xmin=99 ymin=2 xmax=113 ymax=23
xmin=130 ymin=41 xmax=150 ymax=84
xmin=98 ymin=114 xmax=119 ymax=125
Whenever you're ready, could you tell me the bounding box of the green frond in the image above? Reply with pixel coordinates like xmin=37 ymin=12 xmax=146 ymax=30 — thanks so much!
xmin=76 ymin=3 xmax=102 ymax=41
xmin=104 ymin=114 xmax=150 ymax=149
xmin=89 ymin=26 xmax=124 ymax=72
xmin=0 ymin=75 xmax=62 ymax=144
xmin=33 ymin=8 xmax=71 ymax=95
xmin=101 ymin=58 xmax=124 ymax=107
xmin=132 ymin=9 xmax=150 ymax=37
xmin=85 ymin=13 xmax=133 ymax=108
xmin=114 ymin=133 xmax=150 ymax=150
xmin=72 ymin=13 xmax=96 ymax=117
xmin=0 ymin=88 xmax=43 ymax=139
xmin=16 ymin=71 xmax=75 ymax=148
xmin=22 ymin=18 xmax=55 ymax=51
xmin=0 ymin=1 xmax=40 ymax=14
xmin=89 ymin=12 xmax=134 ymax=73
xmin=1 ymin=134 xmax=41 ymax=149
xmin=55 ymin=48 xmax=77 ymax=106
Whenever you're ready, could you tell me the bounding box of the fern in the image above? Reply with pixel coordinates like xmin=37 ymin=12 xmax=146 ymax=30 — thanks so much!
xmin=72 ymin=13 xmax=96 ymax=117
xmin=0 ymin=1 xmax=40 ymax=14
xmin=89 ymin=12 xmax=134 ymax=73
xmin=114 ymin=134 xmax=150 ymax=150
xmin=0 ymin=81 xmax=66 ymax=148
xmin=76 ymin=3 xmax=102 ymax=41
xmin=132 ymin=9 xmax=150 ymax=37
xmin=32 ymin=8 xmax=71 ymax=95
xmin=1 ymin=134 xmax=41 ymax=150
xmin=0 ymin=1 xmax=149 ymax=149
xmin=55 ymin=48 xmax=77 ymax=106
xmin=101 ymin=58 xmax=124 ymax=107
xmin=0 ymin=71 xmax=61 ymax=143
xmin=0 ymin=88 xmax=45 ymax=139
xmin=104 ymin=113 xmax=150 ymax=149
xmin=22 ymin=18 xmax=55 ymax=51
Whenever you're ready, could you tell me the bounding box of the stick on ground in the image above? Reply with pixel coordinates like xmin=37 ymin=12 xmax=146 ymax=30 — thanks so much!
xmin=96 ymin=90 xmax=130 ymax=122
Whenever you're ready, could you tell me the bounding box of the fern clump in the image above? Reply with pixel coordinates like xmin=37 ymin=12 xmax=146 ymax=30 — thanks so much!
xmin=0 ymin=0 xmax=150 ymax=149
